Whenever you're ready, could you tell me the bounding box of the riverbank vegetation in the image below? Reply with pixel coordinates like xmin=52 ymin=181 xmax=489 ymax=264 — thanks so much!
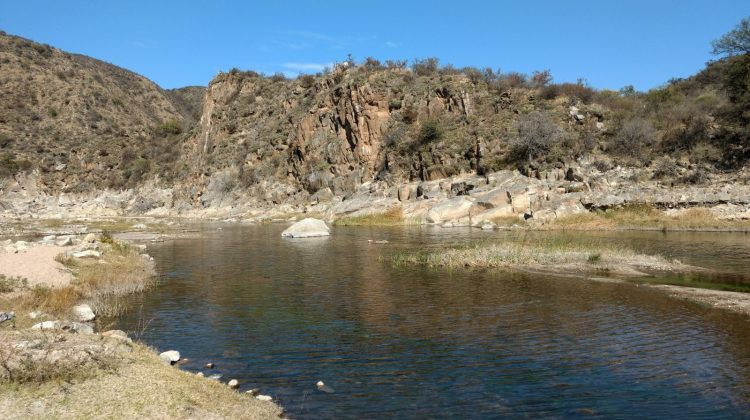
xmin=393 ymin=234 xmax=687 ymax=276
xmin=549 ymin=205 xmax=750 ymax=231
xmin=0 ymin=333 xmax=281 ymax=418
xmin=333 ymin=208 xmax=416 ymax=226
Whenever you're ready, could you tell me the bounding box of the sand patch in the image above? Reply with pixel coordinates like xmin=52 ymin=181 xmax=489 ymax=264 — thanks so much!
xmin=0 ymin=246 xmax=72 ymax=288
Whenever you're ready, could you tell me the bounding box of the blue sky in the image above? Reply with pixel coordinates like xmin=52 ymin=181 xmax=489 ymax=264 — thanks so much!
xmin=2 ymin=1 xmax=748 ymax=90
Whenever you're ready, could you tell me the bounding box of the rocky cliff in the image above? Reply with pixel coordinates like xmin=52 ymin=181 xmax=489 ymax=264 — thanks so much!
xmin=1 ymin=32 xmax=748 ymax=224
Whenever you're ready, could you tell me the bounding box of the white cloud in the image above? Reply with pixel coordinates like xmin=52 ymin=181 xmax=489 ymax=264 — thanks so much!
xmin=282 ymin=62 xmax=331 ymax=72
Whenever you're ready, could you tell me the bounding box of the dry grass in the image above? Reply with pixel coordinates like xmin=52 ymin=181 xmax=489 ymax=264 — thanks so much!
xmin=490 ymin=215 xmax=527 ymax=227
xmin=334 ymin=207 xmax=417 ymax=226
xmin=0 ymin=330 xmax=124 ymax=384
xmin=393 ymin=234 xmax=683 ymax=276
xmin=10 ymin=241 xmax=157 ymax=319
xmin=0 ymin=337 xmax=281 ymax=419
xmin=550 ymin=205 xmax=750 ymax=231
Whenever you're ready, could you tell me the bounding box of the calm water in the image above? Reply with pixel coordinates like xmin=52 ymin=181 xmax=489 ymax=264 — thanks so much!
xmin=117 ymin=225 xmax=750 ymax=418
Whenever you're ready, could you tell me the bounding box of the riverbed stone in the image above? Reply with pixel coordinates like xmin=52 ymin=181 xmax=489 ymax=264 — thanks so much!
xmin=102 ymin=329 xmax=132 ymax=343
xmin=55 ymin=236 xmax=73 ymax=247
xmin=71 ymin=250 xmax=101 ymax=259
xmin=72 ymin=304 xmax=95 ymax=322
xmin=31 ymin=320 xmax=94 ymax=334
xmin=281 ymin=218 xmax=330 ymax=238
xmin=159 ymin=350 xmax=181 ymax=364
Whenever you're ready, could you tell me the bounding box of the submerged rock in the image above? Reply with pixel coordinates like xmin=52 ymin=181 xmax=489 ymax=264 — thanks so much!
xmin=316 ymin=380 xmax=335 ymax=393
xmin=281 ymin=218 xmax=330 ymax=238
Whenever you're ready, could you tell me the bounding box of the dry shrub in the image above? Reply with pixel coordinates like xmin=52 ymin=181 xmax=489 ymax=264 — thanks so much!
xmin=44 ymin=241 xmax=156 ymax=317
xmin=0 ymin=331 xmax=125 ymax=384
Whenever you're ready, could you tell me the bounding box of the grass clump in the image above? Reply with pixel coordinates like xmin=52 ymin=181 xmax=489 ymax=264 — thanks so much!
xmin=551 ymin=204 xmax=750 ymax=231
xmin=0 ymin=274 xmax=28 ymax=293
xmin=334 ymin=208 xmax=414 ymax=226
xmin=392 ymin=234 xmax=681 ymax=276
xmin=32 ymin=241 xmax=155 ymax=318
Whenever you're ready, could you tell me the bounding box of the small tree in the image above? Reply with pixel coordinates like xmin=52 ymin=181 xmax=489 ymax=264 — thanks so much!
xmin=412 ymin=58 xmax=439 ymax=76
xmin=530 ymin=69 xmax=553 ymax=89
xmin=513 ymin=111 xmax=564 ymax=163
xmin=712 ymin=17 xmax=750 ymax=56
xmin=612 ymin=118 xmax=657 ymax=159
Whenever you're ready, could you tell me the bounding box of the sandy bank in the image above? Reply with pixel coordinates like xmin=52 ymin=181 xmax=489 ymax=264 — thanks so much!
xmin=0 ymin=246 xmax=72 ymax=288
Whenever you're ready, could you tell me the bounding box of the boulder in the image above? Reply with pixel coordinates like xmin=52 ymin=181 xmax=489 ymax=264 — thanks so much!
xmin=72 ymin=250 xmax=101 ymax=259
xmin=102 ymin=329 xmax=132 ymax=343
xmin=281 ymin=218 xmax=330 ymax=238
xmin=475 ymin=189 xmax=511 ymax=209
xmin=31 ymin=320 xmax=94 ymax=334
xmin=228 ymin=379 xmax=240 ymax=389
xmin=72 ymin=304 xmax=95 ymax=322
xmin=256 ymin=395 xmax=273 ymax=402
xmin=83 ymin=233 xmax=98 ymax=243
xmin=55 ymin=236 xmax=73 ymax=247
xmin=450 ymin=182 xmax=474 ymax=196
xmin=426 ymin=197 xmax=474 ymax=223
xmin=159 ymin=350 xmax=181 ymax=364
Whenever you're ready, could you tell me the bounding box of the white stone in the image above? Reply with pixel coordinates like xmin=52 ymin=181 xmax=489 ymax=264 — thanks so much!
xmin=31 ymin=320 xmax=94 ymax=334
xmin=72 ymin=304 xmax=95 ymax=322
xmin=281 ymin=218 xmax=330 ymax=238
xmin=72 ymin=250 xmax=101 ymax=258
xmin=256 ymin=395 xmax=273 ymax=401
xmin=83 ymin=233 xmax=97 ymax=243
xmin=159 ymin=350 xmax=181 ymax=364
xmin=228 ymin=379 xmax=239 ymax=389
xmin=132 ymin=223 xmax=147 ymax=229
xmin=55 ymin=236 xmax=73 ymax=247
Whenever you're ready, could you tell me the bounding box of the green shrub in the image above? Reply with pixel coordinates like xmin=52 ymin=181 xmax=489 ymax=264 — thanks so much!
xmin=157 ymin=120 xmax=182 ymax=136
xmin=418 ymin=119 xmax=443 ymax=145
xmin=412 ymin=58 xmax=439 ymax=76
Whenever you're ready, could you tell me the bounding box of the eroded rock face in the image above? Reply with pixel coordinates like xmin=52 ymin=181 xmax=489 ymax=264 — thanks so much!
xmin=281 ymin=218 xmax=330 ymax=238
xmin=426 ymin=197 xmax=474 ymax=223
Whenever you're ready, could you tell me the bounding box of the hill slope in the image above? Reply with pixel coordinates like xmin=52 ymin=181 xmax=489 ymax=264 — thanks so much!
xmin=0 ymin=32 xmax=200 ymax=192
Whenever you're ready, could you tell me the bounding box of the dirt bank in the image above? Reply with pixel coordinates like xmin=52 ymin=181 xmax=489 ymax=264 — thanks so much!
xmin=0 ymin=246 xmax=72 ymax=288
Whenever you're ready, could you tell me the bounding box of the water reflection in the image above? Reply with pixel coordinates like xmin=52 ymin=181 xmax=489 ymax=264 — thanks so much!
xmin=118 ymin=225 xmax=750 ymax=418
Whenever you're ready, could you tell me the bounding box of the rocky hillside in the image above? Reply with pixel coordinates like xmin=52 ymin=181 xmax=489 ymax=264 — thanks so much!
xmin=0 ymin=32 xmax=202 ymax=192
xmin=0 ymin=29 xmax=748 ymax=220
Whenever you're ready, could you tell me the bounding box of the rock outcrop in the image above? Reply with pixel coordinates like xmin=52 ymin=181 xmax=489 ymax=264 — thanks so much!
xmin=281 ymin=218 xmax=330 ymax=238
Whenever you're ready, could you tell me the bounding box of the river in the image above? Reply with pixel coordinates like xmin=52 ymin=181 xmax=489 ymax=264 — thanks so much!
xmin=117 ymin=225 xmax=750 ymax=418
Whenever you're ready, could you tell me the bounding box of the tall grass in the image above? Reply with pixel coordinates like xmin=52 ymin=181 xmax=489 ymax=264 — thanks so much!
xmin=392 ymin=234 xmax=678 ymax=274
xmin=551 ymin=204 xmax=750 ymax=231
xmin=36 ymin=241 xmax=155 ymax=317
xmin=334 ymin=207 xmax=417 ymax=226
